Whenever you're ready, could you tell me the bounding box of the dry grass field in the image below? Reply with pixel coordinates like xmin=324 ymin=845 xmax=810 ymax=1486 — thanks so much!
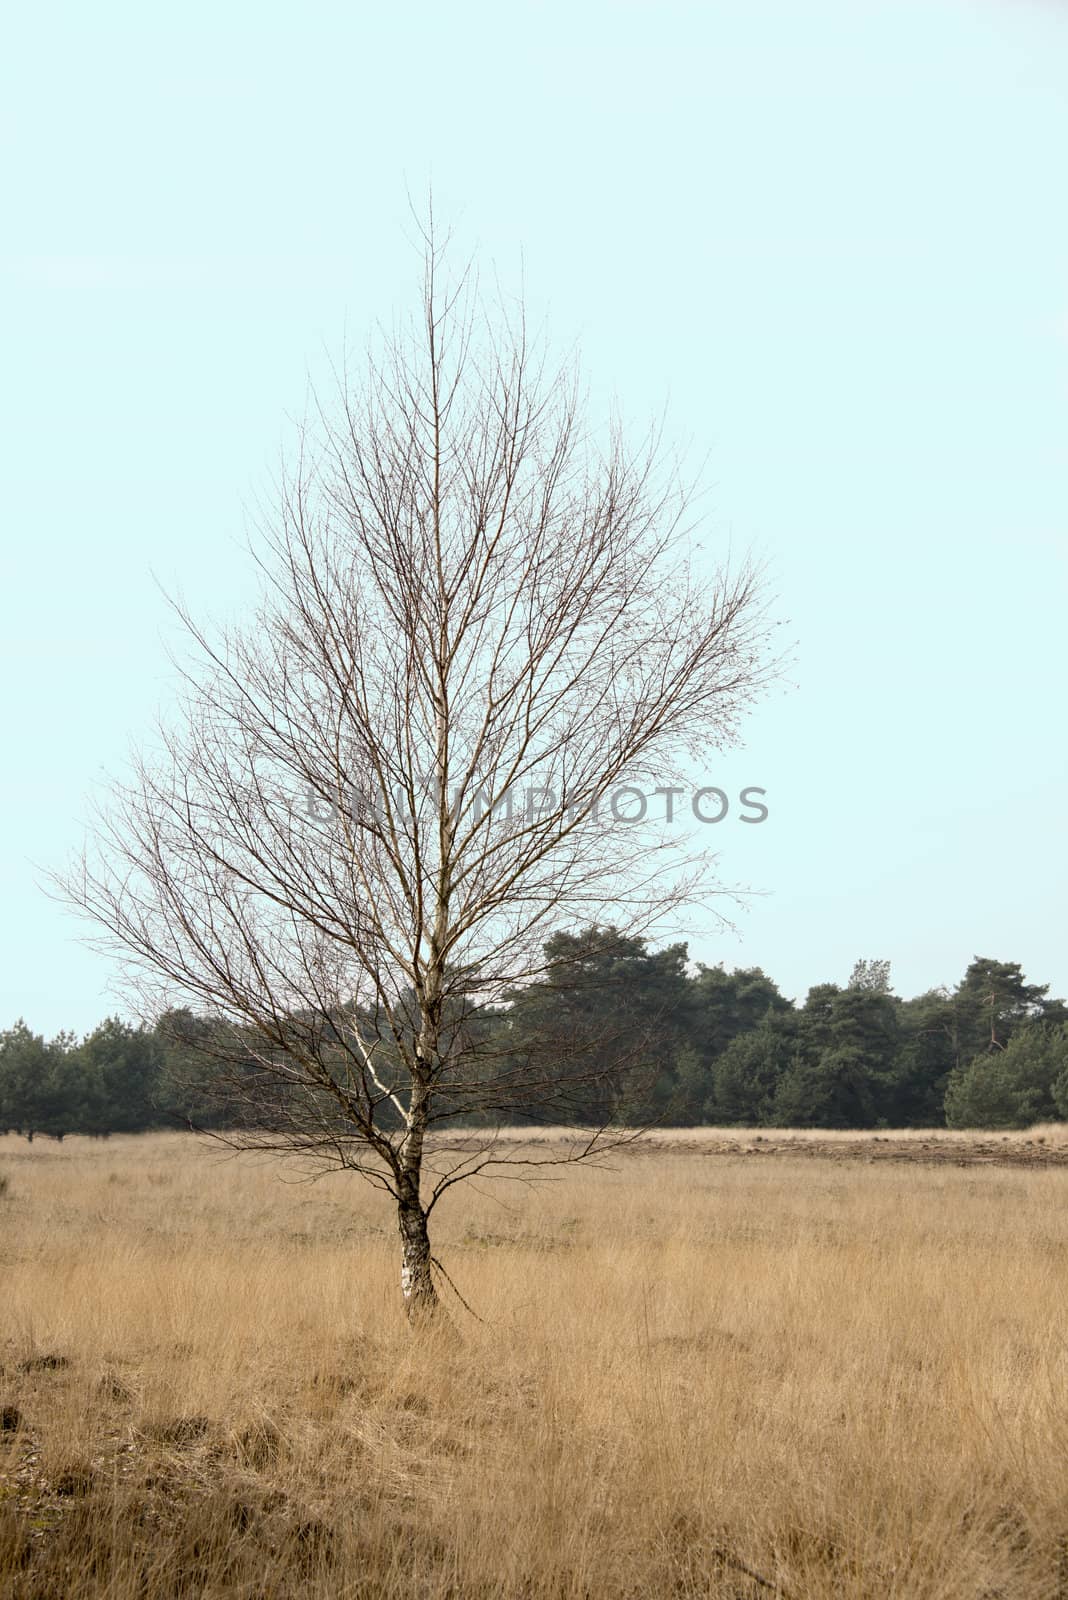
xmin=3 ymin=1128 xmax=1068 ymax=1599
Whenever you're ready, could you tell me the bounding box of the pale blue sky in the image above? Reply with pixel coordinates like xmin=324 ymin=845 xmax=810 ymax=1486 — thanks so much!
xmin=2 ymin=0 xmax=1066 ymax=1035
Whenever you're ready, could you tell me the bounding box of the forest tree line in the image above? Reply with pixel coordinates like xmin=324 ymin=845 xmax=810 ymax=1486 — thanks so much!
xmin=2 ymin=930 xmax=1067 ymax=1140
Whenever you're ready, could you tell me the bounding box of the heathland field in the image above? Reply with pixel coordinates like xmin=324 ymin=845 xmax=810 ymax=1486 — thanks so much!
xmin=3 ymin=1130 xmax=1068 ymax=1599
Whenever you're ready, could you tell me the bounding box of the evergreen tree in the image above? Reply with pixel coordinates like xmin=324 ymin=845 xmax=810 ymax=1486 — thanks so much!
xmin=710 ymin=1013 xmax=800 ymax=1124
xmin=945 ymin=1022 xmax=1068 ymax=1128
xmin=0 ymin=1022 xmax=84 ymax=1140
xmin=498 ymin=926 xmax=693 ymax=1125
xmin=4 ymin=953 xmax=1066 ymax=1135
xmin=77 ymin=1017 xmax=162 ymax=1134
xmin=891 ymin=989 xmax=957 ymax=1125
xmin=771 ymin=985 xmax=900 ymax=1128
xmin=691 ymin=964 xmax=790 ymax=1060
xmin=951 ymin=958 xmax=1063 ymax=1065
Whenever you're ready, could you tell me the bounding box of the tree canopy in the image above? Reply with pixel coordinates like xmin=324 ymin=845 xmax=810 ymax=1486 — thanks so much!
xmin=5 ymin=947 xmax=1065 ymax=1140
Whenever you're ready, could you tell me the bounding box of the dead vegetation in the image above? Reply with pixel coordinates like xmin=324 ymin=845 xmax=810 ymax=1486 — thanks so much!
xmin=2 ymin=1128 xmax=1068 ymax=1597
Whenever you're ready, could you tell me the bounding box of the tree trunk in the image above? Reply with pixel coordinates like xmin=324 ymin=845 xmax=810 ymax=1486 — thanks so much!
xmin=397 ymin=1177 xmax=440 ymax=1322
xmin=396 ymin=1017 xmax=444 ymax=1324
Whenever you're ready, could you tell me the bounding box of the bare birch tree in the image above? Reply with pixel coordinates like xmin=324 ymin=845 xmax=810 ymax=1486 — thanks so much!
xmin=61 ymin=226 xmax=779 ymax=1320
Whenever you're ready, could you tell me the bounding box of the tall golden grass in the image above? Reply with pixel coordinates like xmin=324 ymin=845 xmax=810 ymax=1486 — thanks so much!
xmin=2 ymin=1129 xmax=1068 ymax=1598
